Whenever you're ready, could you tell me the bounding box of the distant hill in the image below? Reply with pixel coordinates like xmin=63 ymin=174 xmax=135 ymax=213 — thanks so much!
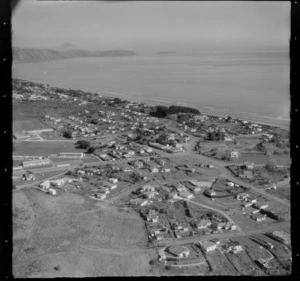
xmin=57 ymin=42 xmax=77 ymax=52
xmin=13 ymin=47 xmax=136 ymax=63
xmin=156 ymin=51 xmax=176 ymax=54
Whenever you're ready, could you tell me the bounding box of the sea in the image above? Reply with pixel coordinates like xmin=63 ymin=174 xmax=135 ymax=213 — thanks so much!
xmin=12 ymin=52 xmax=290 ymax=129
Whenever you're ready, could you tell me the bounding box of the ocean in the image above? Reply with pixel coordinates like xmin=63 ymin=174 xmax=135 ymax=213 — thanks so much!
xmin=12 ymin=52 xmax=290 ymax=128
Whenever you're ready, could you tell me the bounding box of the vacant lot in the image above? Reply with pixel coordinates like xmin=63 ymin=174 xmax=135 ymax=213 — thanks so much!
xmin=205 ymin=250 xmax=239 ymax=275
xmin=13 ymin=118 xmax=49 ymax=133
xmin=234 ymin=153 xmax=268 ymax=165
xmin=269 ymin=155 xmax=291 ymax=166
xmin=266 ymin=184 xmax=290 ymax=201
xmin=14 ymin=141 xmax=84 ymax=157
xmin=13 ymin=189 xmax=153 ymax=277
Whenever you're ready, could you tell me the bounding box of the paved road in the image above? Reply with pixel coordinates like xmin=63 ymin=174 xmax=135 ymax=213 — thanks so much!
xmin=157 ymin=221 xmax=290 ymax=247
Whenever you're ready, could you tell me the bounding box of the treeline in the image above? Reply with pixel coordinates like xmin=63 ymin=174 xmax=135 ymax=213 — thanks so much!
xmin=151 ymin=105 xmax=200 ymax=118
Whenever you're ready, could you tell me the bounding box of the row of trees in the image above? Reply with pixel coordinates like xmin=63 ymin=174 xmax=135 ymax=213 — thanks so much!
xmin=151 ymin=105 xmax=200 ymax=118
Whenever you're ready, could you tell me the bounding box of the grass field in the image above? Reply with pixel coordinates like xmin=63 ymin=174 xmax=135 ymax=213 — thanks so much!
xmin=14 ymin=141 xmax=84 ymax=157
xmin=13 ymin=189 xmax=152 ymax=277
xmin=266 ymin=185 xmax=290 ymax=201
xmin=268 ymin=155 xmax=291 ymax=166
xmin=13 ymin=119 xmax=50 ymax=133
xmin=235 ymin=153 xmax=268 ymax=165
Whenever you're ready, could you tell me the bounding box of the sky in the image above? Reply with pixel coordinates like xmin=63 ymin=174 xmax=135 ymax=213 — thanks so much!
xmin=12 ymin=0 xmax=290 ymax=53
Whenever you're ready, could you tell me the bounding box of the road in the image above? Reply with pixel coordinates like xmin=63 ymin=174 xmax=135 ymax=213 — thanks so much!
xmin=177 ymin=196 xmax=242 ymax=231
xmin=168 ymin=261 xmax=207 ymax=268
xmin=157 ymin=221 xmax=290 ymax=247
xmin=15 ymin=141 xmax=290 ymax=208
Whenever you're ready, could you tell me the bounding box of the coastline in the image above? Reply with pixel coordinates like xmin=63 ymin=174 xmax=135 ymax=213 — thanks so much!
xmin=13 ymin=77 xmax=290 ymax=131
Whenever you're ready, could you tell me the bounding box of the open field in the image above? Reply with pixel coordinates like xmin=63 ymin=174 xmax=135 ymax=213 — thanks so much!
xmin=266 ymin=184 xmax=290 ymax=201
xmin=13 ymin=118 xmax=50 ymax=133
xmin=13 ymin=188 xmax=153 ymax=277
xmin=234 ymin=153 xmax=268 ymax=165
xmin=268 ymin=155 xmax=291 ymax=166
xmin=205 ymin=249 xmax=239 ymax=275
xmin=14 ymin=141 xmax=84 ymax=157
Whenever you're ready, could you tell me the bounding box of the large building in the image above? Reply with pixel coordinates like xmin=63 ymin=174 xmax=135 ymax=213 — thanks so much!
xmin=22 ymin=158 xmax=52 ymax=168
xmin=58 ymin=152 xmax=85 ymax=158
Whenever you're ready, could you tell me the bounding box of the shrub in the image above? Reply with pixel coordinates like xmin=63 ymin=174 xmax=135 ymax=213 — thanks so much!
xmin=76 ymin=140 xmax=91 ymax=149
xmin=87 ymin=146 xmax=95 ymax=153
xmin=63 ymin=130 xmax=72 ymax=139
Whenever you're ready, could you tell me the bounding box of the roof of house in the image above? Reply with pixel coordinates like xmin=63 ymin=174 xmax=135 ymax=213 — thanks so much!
xmin=201 ymin=241 xmax=216 ymax=249
xmin=167 ymin=245 xmax=189 ymax=255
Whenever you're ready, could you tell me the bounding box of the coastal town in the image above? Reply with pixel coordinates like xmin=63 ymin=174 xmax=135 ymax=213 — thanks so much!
xmin=13 ymin=78 xmax=291 ymax=276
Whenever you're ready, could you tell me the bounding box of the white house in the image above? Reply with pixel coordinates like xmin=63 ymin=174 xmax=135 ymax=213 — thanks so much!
xmin=201 ymin=241 xmax=217 ymax=252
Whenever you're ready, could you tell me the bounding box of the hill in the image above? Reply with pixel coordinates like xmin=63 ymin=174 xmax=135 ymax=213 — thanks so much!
xmin=13 ymin=47 xmax=136 ymax=63
xmin=156 ymin=51 xmax=176 ymax=54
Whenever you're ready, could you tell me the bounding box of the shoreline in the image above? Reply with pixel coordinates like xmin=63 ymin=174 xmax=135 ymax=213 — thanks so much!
xmin=13 ymin=77 xmax=290 ymax=131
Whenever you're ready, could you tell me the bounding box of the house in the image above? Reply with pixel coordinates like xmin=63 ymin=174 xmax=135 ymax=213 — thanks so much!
xmin=94 ymin=193 xmax=106 ymax=200
xmin=48 ymin=188 xmax=57 ymax=195
xmin=174 ymin=222 xmax=189 ymax=232
xmin=77 ymin=170 xmax=85 ymax=175
xmin=197 ymin=219 xmax=212 ymax=229
xmin=211 ymin=238 xmax=220 ymax=245
xmin=143 ymin=191 xmax=158 ymax=199
xmin=245 ymin=197 xmax=257 ymax=204
xmin=224 ymin=135 xmax=233 ymax=141
xmin=227 ymin=181 xmax=235 ymax=187
xmin=253 ymin=202 xmax=269 ymax=210
xmin=224 ymin=241 xmax=243 ymax=253
xmin=242 ymin=162 xmax=254 ymax=170
xmin=51 ymin=179 xmax=65 ymax=187
xmin=230 ymin=151 xmax=239 ymax=158
xmin=236 ymin=193 xmax=249 ymax=200
xmin=162 ymin=168 xmax=171 ymax=173
xmin=179 ymin=191 xmax=194 ymax=199
xmin=217 ymin=222 xmax=226 ymax=230
xmin=200 ymin=241 xmax=217 ymax=252
xmin=240 ymin=170 xmax=254 ymax=179
xmin=109 ymin=178 xmax=118 ymax=184
xmin=39 ymin=180 xmax=51 ymax=189
xmin=133 ymin=161 xmax=143 ymax=168
xmin=176 ymin=183 xmax=187 ymax=192
xmin=140 ymin=200 xmax=149 ymax=206
xmin=141 ymin=185 xmax=156 ymax=192
xmin=204 ymin=189 xmax=216 ymax=197
xmin=167 ymin=245 xmax=190 ymax=259
xmin=147 ymin=214 xmax=159 ymax=223
xmin=251 ymin=214 xmax=266 ymax=222
xmin=149 ymin=166 xmax=159 ymax=173
xmin=242 ymin=202 xmax=253 ymax=208
xmin=231 ymin=241 xmax=243 ymax=253
xmin=225 ymin=222 xmax=233 ymax=230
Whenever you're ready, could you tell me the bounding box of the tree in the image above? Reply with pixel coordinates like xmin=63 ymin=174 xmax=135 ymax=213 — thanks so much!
xmin=87 ymin=146 xmax=95 ymax=154
xmin=155 ymin=106 xmax=168 ymax=118
xmin=63 ymin=130 xmax=72 ymax=139
xmin=76 ymin=140 xmax=90 ymax=149
xmin=265 ymin=161 xmax=277 ymax=172
xmin=91 ymin=119 xmax=98 ymax=124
